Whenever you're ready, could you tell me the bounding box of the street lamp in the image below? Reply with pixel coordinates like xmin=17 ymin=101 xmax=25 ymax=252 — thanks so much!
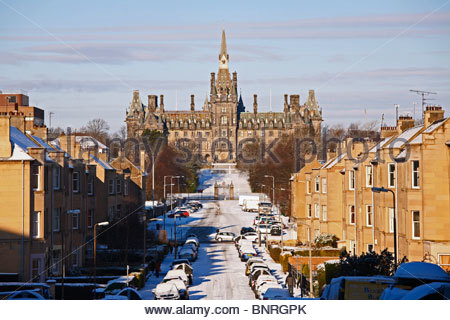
xmin=93 ymin=221 xmax=109 ymax=299
xmin=174 ymin=214 xmax=180 ymax=258
xmin=264 ymin=175 xmax=275 ymax=207
xmin=163 ymin=176 xmax=175 ymax=231
xmin=371 ymin=186 xmax=397 ymax=267
xmin=170 ymin=176 xmax=182 ymax=212
xmin=61 ymin=209 xmax=80 ymax=300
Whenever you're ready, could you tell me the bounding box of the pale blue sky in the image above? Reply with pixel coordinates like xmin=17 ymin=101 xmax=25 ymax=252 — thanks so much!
xmin=1 ymin=0 xmax=449 ymax=132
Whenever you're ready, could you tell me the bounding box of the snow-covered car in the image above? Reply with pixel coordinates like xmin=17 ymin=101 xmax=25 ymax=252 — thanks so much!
xmin=153 ymin=282 xmax=180 ymax=300
xmin=178 ymin=247 xmax=197 ymax=261
xmin=168 ymin=210 xmax=189 ymax=218
xmin=242 ymin=232 xmax=259 ymax=242
xmin=241 ymin=248 xmax=258 ymax=261
xmin=240 ymin=227 xmax=256 ymax=235
xmin=104 ymin=287 xmax=142 ymax=300
xmin=172 ymin=263 xmax=194 ymax=285
xmin=215 ymin=231 xmax=236 ymax=242
xmin=248 ymin=263 xmax=270 ymax=277
xmin=185 ymin=237 xmax=200 ymax=248
xmin=245 ymin=258 xmax=265 ymax=275
xmin=270 ymin=224 xmax=282 ymax=236
xmin=257 ymin=282 xmax=283 ymax=299
xmin=237 ymin=238 xmax=253 ymax=250
xmin=182 ymin=242 xmax=198 ymax=253
xmin=262 ymin=287 xmax=291 ymax=300
xmin=249 ymin=269 xmax=272 ymax=288
xmin=7 ymin=290 xmax=45 ymax=300
xmin=254 ymin=274 xmax=277 ymax=291
xmin=93 ymin=276 xmax=136 ymax=298
xmin=238 ymin=242 xmax=254 ymax=257
xmin=171 ymin=259 xmax=191 ymax=267
xmin=164 ymin=270 xmax=190 ymax=287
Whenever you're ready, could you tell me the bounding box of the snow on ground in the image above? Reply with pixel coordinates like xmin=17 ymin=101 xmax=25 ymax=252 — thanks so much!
xmin=140 ymin=169 xmax=298 ymax=300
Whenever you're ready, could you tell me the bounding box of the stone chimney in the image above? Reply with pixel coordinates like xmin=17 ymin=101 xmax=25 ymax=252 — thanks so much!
xmin=397 ymin=115 xmax=415 ymax=133
xmin=0 ymin=116 xmax=12 ymax=158
xmin=148 ymin=95 xmax=158 ymax=113
xmin=289 ymin=95 xmax=300 ymax=111
xmin=190 ymin=94 xmax=195 ymax=112
xmin=159 ymin=95 xmax=164 ymax=113
xmin=284 ymin=94 xmax=289 ymax=113
xmin=381 ymin=126 xmax=398 ymax=138
xmin=424 ymin=105 xmax=445 ymax=127
xmin=140 ymin=149 xmax=146 ymax=173
xmin=253 ymin=94 xmax=258 ymax=114
xmin=210 ymin=72 xmax=216 ymax=95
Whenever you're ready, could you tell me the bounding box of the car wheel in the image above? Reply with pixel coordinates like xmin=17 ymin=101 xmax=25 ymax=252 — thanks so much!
xmin=217 ymin=238 xmax=222 ymax=242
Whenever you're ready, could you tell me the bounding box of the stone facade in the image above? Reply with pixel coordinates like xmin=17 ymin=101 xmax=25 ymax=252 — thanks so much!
xmin=125 ymin=30 xmax=322 ymax=163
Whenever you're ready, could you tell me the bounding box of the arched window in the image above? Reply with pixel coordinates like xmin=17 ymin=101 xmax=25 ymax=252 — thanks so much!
xmin=221 ymin=116 xmax=227 ymax=125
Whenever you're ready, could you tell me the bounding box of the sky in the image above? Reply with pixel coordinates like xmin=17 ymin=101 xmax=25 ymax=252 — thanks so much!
xmin=1 ymin=0 xmax=449 ymax=133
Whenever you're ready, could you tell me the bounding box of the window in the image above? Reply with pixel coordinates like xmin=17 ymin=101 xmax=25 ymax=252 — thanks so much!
xmin=306 ymin=180 xmax=311 ymax=194
xmin=349 ymin=205 xmax=355 ymax=225
xmin=184 ymin=131 xmax=188 ymax=137
xmin=388 ymin=208 xmax=394 ymax=233
xmin=366 ymin=205 xmax=373 ymax=227
xmin=88 ymin=176 xmax=94 ymax=195
xmin=87 ymin=209 xmax=94 ymax=229
xmin=108 ymin=179 xmax=114 ymax=194
xmin=31 ymin=212 xmax=40 ymax=238
xmin=53 ymin=166 xmax=61 ymax=190
xmin=367 ymin=244 xmax=374 ymax=252
xmin=221 ymin=116 xmax=227 ymax=125
xmin=72 ymin=212 xmax=79 ymax=230
xmin=124 ymin=180 xmax=129 ymax=196
xmin=366 ymin=165 xmax=373 ymax=187
xmin=314 ymin=203 xmax=319 ymax=218
xmin=314 ymin=177 xmax=320 ymax=192
xmin=53 ymin=208 xmax=61 ymax=232
xmin=72 ymin=172 xmax=80 ymax=193
xmin=322 ymin=205 xmax=327 ymax=221
xmin=31 ymin=165 xmax=40 ymax=191
xmin=438 ymin=254 xmax=450 ymax=272
xmin=247 ymin=131 xmax=252 ymax=136
xmin=349 ymin=170 xmax=355 ymax=190
xmin=117 ymin=205 xmax=121 ymax=215
xmin=116 ymin=178 xmax=121 ymax=193
xmin=388 ymin=163 xmax=395 ymax=188
xmin=412 ymin=160 xmax=420 ymax=188
xmin=412 ymin=211 xmax=420 ymax=239
xmin=322 ymin=178 xmax=327 ymax=194
xmin=222 ymin=107 xmax=227 ymax=113
xmin=239 ymin=131 xmax=243 ymax=137
xmin=175 ymin=131 xmax=179 ymax=137
xmin=222 ymin=130 xmax=227 ymax=137
xmin=306 ymin=204 xmax=312 ymax=218
xmin=269 ymin=131 xmax=274 ymax=137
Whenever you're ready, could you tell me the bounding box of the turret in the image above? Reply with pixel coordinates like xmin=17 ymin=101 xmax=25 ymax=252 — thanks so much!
xmin=159 ymin=94 xmax=164 ymax=113
xmin=253 ymin=94 xmax=258 ymax=114
xmin=284 ymin=94 xmax=289 ymax=113
xmin=190 ymin=94 xmax=195 ymax=112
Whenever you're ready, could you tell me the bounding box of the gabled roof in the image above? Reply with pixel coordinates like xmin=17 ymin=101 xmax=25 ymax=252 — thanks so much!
xmin=323 ymin=153 xmax=347 ymax=169
xmin=385 ymin=125 xmax=423 ymax=149
xmin=10 ymin=126 xmax=39 ymax=150
xmin=90 ymin=154 xmax=114 ymax=170
xmin=31 ymin=135 xmax=54 ymax=151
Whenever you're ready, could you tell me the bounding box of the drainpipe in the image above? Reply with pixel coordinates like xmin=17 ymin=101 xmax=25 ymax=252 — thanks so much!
xmin=371 ymin=166 xmax=375 ymax=252
xmin=395 ymin=161 xmax=399 ymax=261
xmin=21 ymin=160 xmax=25 ymax=281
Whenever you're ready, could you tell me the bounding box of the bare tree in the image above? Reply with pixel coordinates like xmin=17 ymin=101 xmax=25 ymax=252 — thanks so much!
xmin=80 ymin=118 xmax=110 ymax=143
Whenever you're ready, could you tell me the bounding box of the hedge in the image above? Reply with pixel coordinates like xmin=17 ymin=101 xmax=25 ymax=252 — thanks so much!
xmin=269 ymin=246 xmax=282 ymax=263
xmin=280 ymin=253 xmax=292 ymax=273
xmin=293 ymin=249 xmax=342 ymax=257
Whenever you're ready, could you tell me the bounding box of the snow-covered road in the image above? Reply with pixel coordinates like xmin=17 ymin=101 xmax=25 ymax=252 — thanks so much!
xmin=140 ymin=169 xmax=295 ymax=300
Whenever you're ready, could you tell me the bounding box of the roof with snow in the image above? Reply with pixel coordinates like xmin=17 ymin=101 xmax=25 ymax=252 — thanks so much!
xmin=322 ymin=153 xmax=347 ymax=169
xmin=386 ymin=125 xmax=423 ymax=149
xmin=0 ymin=127 xmax=38 ymax=161
xmin=90 ymin=154 xmax=114 ymax=170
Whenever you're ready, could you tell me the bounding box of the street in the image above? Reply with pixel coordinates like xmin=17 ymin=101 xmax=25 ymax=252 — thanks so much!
xmin=140 ymin=169 xmax=292 ymax=300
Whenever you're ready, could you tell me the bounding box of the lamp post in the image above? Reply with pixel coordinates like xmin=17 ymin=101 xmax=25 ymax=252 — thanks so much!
xmin=93 ymin=221 xmax=109 ymax=300
xmin=163 ymin=176 xmax=174 ymax=231
xmin=170 ymin=176 xmax=181 ymax=213
xmin=371 ymin=186 xmax=397 ymax=267
xmin=264 ymin=175 xmax=275 ymax=206
xmin=174 ymin=214 xmax=180 ymax=258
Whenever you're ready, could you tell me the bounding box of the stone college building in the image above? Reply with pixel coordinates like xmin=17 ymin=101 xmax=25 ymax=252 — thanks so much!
xmin=125 ymin=30 xmax=322 ymax=163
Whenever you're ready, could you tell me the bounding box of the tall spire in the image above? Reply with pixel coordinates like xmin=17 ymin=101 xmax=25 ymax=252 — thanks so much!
xmin=220 ymin=29 xmax=228 ymax=59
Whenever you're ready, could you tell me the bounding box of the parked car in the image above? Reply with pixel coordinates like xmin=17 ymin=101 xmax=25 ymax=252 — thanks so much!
xmin=104 ymin=287 xmax=142 ymax=300
xmin=257 ymin=282 xmax=283 ymax=299
xmin=240 ymin=227 xmax=256 ymax=235
xmin=94 ymin=276 xmax=136 ymax=298
xmin=262 ymin=287 xmax=291 ymax=300
xmin=178 ymin=247 xmax=197 ymax=261
xmin=182 ymin=243 xmax=198 ymax=253
xmin=7 ymin=290 xmax=45 ymax=300
xmin=248 ymin=263 xmax=270 ymax=278
xmin=258 ymin=202 xmax=273 ymax=212
xmin=249 ymin=269 xmax=272 ymax=289
xmin=164 ymin=270 xmax=189 ymax=287
xmin=153 ymin=282 xmax=180 ymax=300
xmin=168 ymin=210 xmax=189 ymax=218
xmin=254 ymin=274 xmax=277 ymax=291
xmin=242 ymin=232 xmax=259 ymax=242
xmin=171 ymin=259 xmax=191 ymax=267
xmin=245 ymin=258 xmax=265 ymax=275
xmin=215 ymin=231 xmax=236 ymax=242
xmin=270 ymin=224 xmax=282 ymax=236
xmin=187 ymin=201 xmax=203 ymax=209
xmin=172 ymin=263 xmax=194 ymax=285
xmin=241 ymin=247 xmax=258 ymax=262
